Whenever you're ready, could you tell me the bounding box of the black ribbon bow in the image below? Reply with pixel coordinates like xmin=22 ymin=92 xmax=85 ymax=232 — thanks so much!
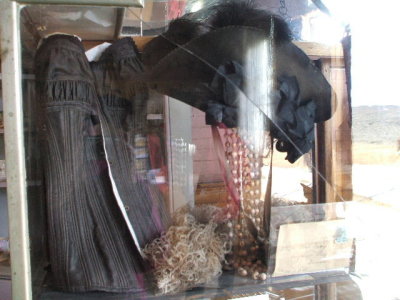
xmin=271 ymin=75 xmax=317 ymax=163
xmin=205 ymin=61 xmax=317 ymax=163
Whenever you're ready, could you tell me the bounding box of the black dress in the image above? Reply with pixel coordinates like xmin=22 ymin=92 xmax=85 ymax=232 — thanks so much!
xmin=34 ymin=35 xmax=169 ymax=293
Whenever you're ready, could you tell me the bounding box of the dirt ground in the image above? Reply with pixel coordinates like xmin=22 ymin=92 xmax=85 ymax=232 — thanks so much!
xmin=352 ymin=143 xmax=400 ymax=165
xmin=268 ymin=141 xmax=399 ymax=204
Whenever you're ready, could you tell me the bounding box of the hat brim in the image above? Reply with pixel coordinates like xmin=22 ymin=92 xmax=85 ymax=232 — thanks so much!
xmin=146 ymin=26 xmax=334 ymax=123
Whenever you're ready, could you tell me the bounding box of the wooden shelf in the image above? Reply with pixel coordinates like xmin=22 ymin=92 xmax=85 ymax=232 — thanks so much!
xmin=0 ymin=259 xmax=11 ymax=280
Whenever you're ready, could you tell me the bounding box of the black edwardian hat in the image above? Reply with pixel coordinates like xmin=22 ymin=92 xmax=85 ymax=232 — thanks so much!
xmin=143 ymin=2 xmax=335 ymax=163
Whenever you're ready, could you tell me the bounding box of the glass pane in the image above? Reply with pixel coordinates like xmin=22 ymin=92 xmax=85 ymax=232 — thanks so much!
xmin=10 ymin=0 xmax=399 ymax=299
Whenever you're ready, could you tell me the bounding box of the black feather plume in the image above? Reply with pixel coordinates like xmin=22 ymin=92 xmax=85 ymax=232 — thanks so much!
xmin=142 ymin=1 xmax=293 ymax=67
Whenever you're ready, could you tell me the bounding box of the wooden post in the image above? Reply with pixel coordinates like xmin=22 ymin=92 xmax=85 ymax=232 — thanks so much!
xmin=320 ymin=56 xmax=353 ymax=203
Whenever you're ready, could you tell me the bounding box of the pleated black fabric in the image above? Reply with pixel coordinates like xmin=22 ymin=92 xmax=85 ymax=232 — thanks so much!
xmin=34 ymin=35 xmax=168 ymax=292
xmin=91 ymin=38 xmax=169 ymax=248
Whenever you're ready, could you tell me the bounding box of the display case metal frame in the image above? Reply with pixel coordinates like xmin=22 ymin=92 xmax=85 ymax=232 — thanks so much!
xmin=0 ymin=0 xmax=351 ymax=298
xmin=1 ymin=1 xmax=31 ymax=299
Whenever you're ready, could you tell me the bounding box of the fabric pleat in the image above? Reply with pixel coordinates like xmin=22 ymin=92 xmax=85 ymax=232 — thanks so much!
xmin=34 ymin=35 xmax=168 ymax=292
xmin=91 ymin=38 xmax=170 ymax=248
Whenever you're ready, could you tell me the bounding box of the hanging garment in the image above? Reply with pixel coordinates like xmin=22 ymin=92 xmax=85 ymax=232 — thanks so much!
xmin=34 ymin=35 xmax=169 ymax=293
xmin=90 ymin=37 xmax=169 ymax=250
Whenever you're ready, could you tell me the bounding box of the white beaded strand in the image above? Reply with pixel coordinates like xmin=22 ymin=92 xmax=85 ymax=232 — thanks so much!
xmin=222 ymin=128 xmax=270 ymax=280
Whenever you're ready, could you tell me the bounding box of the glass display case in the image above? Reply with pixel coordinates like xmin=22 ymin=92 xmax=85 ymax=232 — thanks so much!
xmin=0 ymin=0 xmax=399 ymax=299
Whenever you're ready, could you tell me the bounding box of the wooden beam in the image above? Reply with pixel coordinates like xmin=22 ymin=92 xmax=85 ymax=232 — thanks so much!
xmin=294 ymin=41 xmax=343 ymax=58
xmin=315 ymin=56 xmax=352 ymax=203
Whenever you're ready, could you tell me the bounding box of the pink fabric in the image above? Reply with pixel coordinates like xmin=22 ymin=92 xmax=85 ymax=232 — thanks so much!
xmin=167 ymin=0 xmax=186 ymax=19
xmin=211 ymin=125 xmax=240 ymax=216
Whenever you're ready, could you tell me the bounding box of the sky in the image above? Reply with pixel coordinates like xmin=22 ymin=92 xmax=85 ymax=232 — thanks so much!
xmin=323 ymin=0 xmax=400 ymax=106
xmin=297 ymin=0 xmax=400 ymax=106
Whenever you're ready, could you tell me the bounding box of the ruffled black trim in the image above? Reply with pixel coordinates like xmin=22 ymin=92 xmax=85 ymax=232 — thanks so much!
xmin=100 ymin=37 xmax=142 ymax=61
xmin=205 ymin=61 xmax=317 ymax=163
xmin=37 ymin=80 xmax=96 ymax=105
xmin=205 ymin=61 xmax=244 ymax=127
xmin=271 ymin=75 xmax=316 ymax=163
xmin=99 ymin=94 xmax=131 ymax=108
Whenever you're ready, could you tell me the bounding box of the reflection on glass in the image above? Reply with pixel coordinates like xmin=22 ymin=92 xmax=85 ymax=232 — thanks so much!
xmin=5 ymin=0 xmax=398 ymax=299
